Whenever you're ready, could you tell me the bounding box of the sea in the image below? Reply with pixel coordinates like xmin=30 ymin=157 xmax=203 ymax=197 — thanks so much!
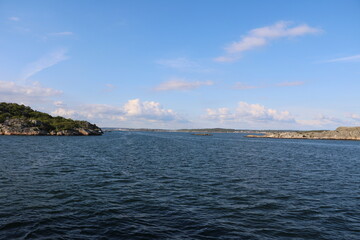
xmin=0 ymin=131 xmax=359 ymax=239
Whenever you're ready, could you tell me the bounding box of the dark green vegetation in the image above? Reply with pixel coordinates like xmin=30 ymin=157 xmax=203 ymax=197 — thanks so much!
xmin=0 ymin=102 xmax=92 ymax=131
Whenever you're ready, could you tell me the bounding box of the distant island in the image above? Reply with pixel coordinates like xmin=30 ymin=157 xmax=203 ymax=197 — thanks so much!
xmin=246 ymin=127 xmax=360 ymax=141
xmin=0 ymin=103 xmax=103 ymax=136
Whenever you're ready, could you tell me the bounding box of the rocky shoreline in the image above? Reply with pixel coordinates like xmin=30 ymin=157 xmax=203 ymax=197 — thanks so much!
xmin=246 ymin=127 xmax=360 ymax=141
xmin=0 ymin=119 xmax=103 ymax=136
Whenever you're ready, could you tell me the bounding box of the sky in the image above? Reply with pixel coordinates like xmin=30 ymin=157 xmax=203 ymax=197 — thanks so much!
xmin=0 ymin=0 xmax=359 ymax=130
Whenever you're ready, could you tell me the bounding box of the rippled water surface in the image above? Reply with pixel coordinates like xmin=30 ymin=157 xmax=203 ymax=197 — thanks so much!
xmin=0 ymin=132 xmax=359 ymax=239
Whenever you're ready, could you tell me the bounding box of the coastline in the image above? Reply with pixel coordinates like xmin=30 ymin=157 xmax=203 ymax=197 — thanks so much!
xmin=246 ymin=127 xmax=360 ymax=141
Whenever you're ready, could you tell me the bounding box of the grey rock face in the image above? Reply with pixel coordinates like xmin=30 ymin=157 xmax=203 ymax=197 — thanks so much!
xmin=0 ymin=119 xmax=103 ymax=136
xmin=0 ymin=119 xmax=47 ymax=135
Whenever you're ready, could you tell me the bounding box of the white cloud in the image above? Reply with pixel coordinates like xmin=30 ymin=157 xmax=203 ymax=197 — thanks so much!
xmin=236 ymin=102 xmax=294 ymax=122
xmin=215 ymin=21 xmax=322 ymax=62
xmin=154 ymin=78 xmax=214 ymax=91
xmin=123 ymin=99 xmax=183 ymax=121
xmin=0 ymin=80 xmax=62 ymax=103
xmin=9 ymin=17 xmax=20 ymax=21
xmin=205 ymin=102 xmax=360 ymax=129
xmin=49 ymin=32 xmax=74 ymax=36
xmin=52 ymin=99 xmax=187 ymax=124
xmin=22 ymin=48 xmax=69 ymax=80
xmin=324 ymin=54 xmax=360 ymax=63
xmin=206 ymin=108 xmax=235 ymax=122
xmin=52 ymin=104 xmax=125 ymax=121
xmin=206 ymin=101 xmax=295 ymax=123
xmin=52 ymin=105 xmax=119 ymax=121
xmin=276 ymin=81 xmax=304 ymax=87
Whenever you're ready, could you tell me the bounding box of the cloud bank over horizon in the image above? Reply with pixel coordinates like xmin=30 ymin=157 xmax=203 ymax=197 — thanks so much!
xmin=51 ymin=99 xmax=189 ymax=127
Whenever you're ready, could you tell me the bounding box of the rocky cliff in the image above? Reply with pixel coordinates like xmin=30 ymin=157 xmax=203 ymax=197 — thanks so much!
xmin=246 ymin=127 xmax=360 ymax=141
xmin=0 ymin=103 xmax=103 ymax=136
xmin=0 ymin=119 xmax=103 ymax=136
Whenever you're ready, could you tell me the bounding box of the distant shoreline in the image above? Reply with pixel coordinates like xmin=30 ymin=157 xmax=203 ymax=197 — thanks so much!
xmin=102 ymin=128 xmax=298 ymax=134
xmin=102 ymin=127 xmax=360 ymax=141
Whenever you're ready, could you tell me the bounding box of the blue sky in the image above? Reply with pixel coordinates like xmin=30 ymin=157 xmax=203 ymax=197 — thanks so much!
xmin=1 ymin=0 xmax=359 ymax=129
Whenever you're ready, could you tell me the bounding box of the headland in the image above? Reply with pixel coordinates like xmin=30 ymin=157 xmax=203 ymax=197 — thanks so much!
xmin=0 ymin=103 xmax=103 ymax=136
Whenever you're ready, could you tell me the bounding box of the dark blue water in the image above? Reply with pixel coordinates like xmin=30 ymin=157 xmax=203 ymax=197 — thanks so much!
xmin=0 ymin=132 xmax=359 ymax=239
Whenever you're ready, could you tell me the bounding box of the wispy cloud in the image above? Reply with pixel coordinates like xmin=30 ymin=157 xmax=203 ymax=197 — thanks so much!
xmin=234 ymin=81 xmax=304 ymax=89
xmin=349 ymin=114 xmax=360 ymax=121
xmin=299 ymin=113 xmax=360 ymax=127
xmin=215 ymin=21 xmax=322 ymax=62
xmin=49 ymin=32 xmax=74 ymax=36
xmin=22 ymin=49 xmax=69 ymax=80
xmin=154 ymin=78 xmax=214 ymax=91
xmin=297 ymin=114 xmax=347 ymax=127
xmin=157 ymin=58 xmax=198 ymax=69
xmin=156 ymin=57 xmax=211 ymax=72
xmin=53 ymin=101 xmax=65 ymax=107
xmin=323 ymin=54 xmax=360 ymax=63
xmin=103 ymin=84 xmax=117 ymax=92
xmin=276 ymin=81 xmax=304 ymax=87
xmin=234 ymin=82 xmax=264 ymax=90
xmin=9 ymin=16 xmax=20 ymax=21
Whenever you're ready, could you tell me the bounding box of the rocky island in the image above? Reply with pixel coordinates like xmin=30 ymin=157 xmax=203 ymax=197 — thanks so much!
xmin=0 ymin=103 xmax=103 ymax=136
xmin=246 ymin=127 xmax=360 ymax=141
